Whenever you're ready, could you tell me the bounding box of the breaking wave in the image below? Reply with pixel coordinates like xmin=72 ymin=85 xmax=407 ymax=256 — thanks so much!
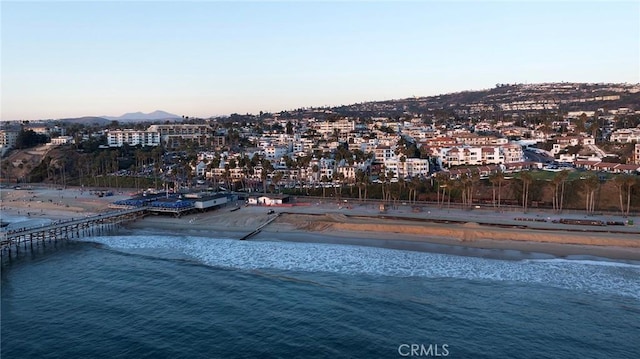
xmin=86 ymin=234 xmax=640 ymax=300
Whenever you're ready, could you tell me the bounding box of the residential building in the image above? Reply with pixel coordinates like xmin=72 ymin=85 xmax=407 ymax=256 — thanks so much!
xmin=0 ymin=128 xmax=20 ymax=153
xmin=264 ymin=145 xmax=289 ymax=160
xmin=50 ymin=136 xmax=74 ymax=146
xmin=148 ymin=124 xmax=213 ymax=147
xmin=107 ymin=129 xmax=160 ymax=147
xmin=439 ymin=144 xmax=521 ymax=167
xmin=374 ymin=145 xmax=396 ymax=162
xmin=610 ymin=128 xmax=640 ymax=143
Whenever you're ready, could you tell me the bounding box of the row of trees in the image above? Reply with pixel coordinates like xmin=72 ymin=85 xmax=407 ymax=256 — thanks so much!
xmin=433 ymin=170 xmax=637 ymax=217
xmin=271 ymin=165 xmax=637 ymax=217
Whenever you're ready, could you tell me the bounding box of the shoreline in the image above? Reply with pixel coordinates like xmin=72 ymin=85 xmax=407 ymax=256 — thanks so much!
xmin=3 ymin=186 xmax=640 ymax=262
xmin=123 ymin=210 xmax=640 ymax=262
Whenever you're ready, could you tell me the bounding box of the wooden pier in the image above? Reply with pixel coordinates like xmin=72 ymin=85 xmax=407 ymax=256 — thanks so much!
xmin=0 ymin=207 xmax=148 ymax=258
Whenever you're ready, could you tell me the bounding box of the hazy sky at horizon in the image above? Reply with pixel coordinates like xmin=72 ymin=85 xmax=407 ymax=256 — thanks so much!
xmin=2 ymin=1 xmax=639 ymax=121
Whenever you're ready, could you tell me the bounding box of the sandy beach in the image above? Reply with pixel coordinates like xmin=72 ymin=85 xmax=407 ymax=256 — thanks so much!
xmin=120 ymin=196 xmax=640 ymax=261
xmin=0 ymin=186 xmax=133 ymax=220
xmin=2 ymin=186 xmax=640 ymax=261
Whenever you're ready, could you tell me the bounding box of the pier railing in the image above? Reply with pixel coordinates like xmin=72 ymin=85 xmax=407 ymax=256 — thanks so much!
xmin=1 ymin=207 xmax=148 ymax=257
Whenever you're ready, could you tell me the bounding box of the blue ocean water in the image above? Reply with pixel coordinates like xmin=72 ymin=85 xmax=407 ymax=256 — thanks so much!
xmin=2 ymin=232 xmax=639 ymax=358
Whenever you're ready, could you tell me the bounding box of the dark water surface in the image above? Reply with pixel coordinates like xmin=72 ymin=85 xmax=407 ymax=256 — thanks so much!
xmin=2 ymin=234 xmax=639 ymax=358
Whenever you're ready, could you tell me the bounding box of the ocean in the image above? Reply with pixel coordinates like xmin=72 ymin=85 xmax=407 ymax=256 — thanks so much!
xmin=1 ymin=229 xmax=639 ymax=358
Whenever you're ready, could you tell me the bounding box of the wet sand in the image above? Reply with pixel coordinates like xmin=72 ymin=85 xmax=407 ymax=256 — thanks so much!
xmin=125 ymin=204 xmax=640 ymax=261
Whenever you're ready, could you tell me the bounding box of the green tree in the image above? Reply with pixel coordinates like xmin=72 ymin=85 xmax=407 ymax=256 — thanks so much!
xmin=15 ymin=129 xmax=49 ymax=149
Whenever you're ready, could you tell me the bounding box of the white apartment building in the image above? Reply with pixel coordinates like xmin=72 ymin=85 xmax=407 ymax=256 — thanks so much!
xmin=335 ymin=165 xmax=356 ymax=181
xmin=405 ymin=128 xmax=440 ymax=140
xmin=635 ymin=144 xmax=640 ymax=165
xmin=307 ymin=158 xmax=335 ymax=181
xmin=455 ymin=134 xmax=507 ymax=146
xmin=550 ymin=136 xmax=595 ymax=155
xmin=315 ymin=119 xmax=355 ymax=135
xmin=374 ymin=145 xmax=397 ymax=162
xmin=263 ymin=145 xmax=289 ymax=160
xmin=439 ymin=145 xmax=522 ymax=167
xmin=384 ymin=158 xmax=430 ymax=178
xmin=335 ymin=161 xmax=370 ymax=181
xmin=0 ymin=129 xmax=19 ymax=151
xmin=501 ymin=144 xmax=524 ymax=163
xmin=107 ymin=129 xmax=161 ymax=147
xmin=148 ymin=124 xmax=213 ymax=147
xmin=50 ymin=136 xmax=74 ymax=146
xmin=610 ymin=128 xmax=640 ymax=143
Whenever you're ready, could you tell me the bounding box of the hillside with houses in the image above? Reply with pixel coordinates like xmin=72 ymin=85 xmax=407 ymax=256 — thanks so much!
xmin=2 ymin=82 xmax=640 ymax=212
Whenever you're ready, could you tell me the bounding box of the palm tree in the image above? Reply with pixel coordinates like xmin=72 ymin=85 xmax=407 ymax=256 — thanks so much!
xmin=435 ymin=172 xmax=449 ymax=208
xmin=386 ymin=169 xmax=395 ymax=203
xmin=407 ymin=176 xmax=420 ymax=204
xmin=489 ymin=171 xmax=505 ymax=209
xmin=549 ymin=176 xmax=558 ymax=213
xmin=334 ymin=172 xmax=345 ymax=198
xmin=378 ymin=169 xmax=387 ymax=203
xmin=446 ymin=177 xmax=454 ymax=209
xmin=583 ymin=174 xmax=600 ymax=214
xmin=557 ymin=170 xmax=569 ymax=213
xmin=355 ymin=169 xmax=366 ymax=200
xmin=311 ymin=164 xmax=320 ymax=187
xmin=261 ymin=159 xmax=273 ymax=194
xmin=272 ymin=171 xmax=284 ymax=193
xmin=320 ymin=175 xmax=330 ymax=198
xmin=614 ymin=174 xmax=636 ymax=217
xmin=355 ymin=169 xmax=370 ymax=201
xmin=624 ymin=176 xmax=636 ymax=217
xmin=452 ymin=176 xmax=466 ymax=208
xmin=468 ymin=171 xmax=480 ymax=208
xmin=520 ymin=171 xmax=533 ymax=213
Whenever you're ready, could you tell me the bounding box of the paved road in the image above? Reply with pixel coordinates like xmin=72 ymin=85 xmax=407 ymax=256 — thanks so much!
xmin=523 ymin=148 xmax=554 ymax=163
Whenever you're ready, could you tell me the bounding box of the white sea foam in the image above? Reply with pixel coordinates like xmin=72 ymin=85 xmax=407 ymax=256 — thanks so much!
xmin=524 ymin=258 xmax=640 ymax=268
xmin=0 ymin=212 xmax=52 ymax=230
xmin=85 ymin=234 xmax=640 ymax=300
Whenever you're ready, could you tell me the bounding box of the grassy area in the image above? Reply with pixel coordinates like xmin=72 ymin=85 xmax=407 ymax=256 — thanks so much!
xmin=510 ymin=169 xmax=609 ymax=181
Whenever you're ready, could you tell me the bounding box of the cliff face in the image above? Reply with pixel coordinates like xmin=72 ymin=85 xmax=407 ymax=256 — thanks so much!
xmin=0 ymin=145 xmax=52 ymax=183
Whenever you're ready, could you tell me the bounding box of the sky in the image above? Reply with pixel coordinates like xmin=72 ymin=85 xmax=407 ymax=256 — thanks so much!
xmin=2 ymin=0 xmax=639 ymax=121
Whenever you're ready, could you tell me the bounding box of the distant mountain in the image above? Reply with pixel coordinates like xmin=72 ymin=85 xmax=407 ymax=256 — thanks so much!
xmin=58 ymin=116 xmax=111 ymax=126
xmin=103 ymin=110 xmax=181 ymax=122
